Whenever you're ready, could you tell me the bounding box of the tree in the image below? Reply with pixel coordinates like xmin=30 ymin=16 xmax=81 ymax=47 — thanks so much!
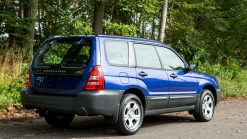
xmin=158 ymin=0 xmax=168 ymax=42
xmin=4 ymin=0 xmax=15 ymax=48
xmin=0 ymin=0 xmax=246 ymax=66
xmin=23 ymin=0 xmax=38 ymax=55
xmin=92 ymin=0 xmax=105 ymax=35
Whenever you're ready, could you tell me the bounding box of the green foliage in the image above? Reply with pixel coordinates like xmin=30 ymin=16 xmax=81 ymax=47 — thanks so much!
xmin=0 ymin=2 xmax=29 ymax=48
xmin=0 ymin=63 xmax=28 ymax=112
xmin=104 ymin=22 xmax=137 ymax=36
xmin=34 ymin=0 xmax=94 ymax=48
xmin=44 ymin=54 xmax=63 ymax=64
xmin=42 ymin=42 xmax=91 ymax=64
xmin=0 ymin=76 xmax=22 ymax=106
xmin=55 ymin=16 xmax=94 ymax=36
xmin=166 ymin=0 xmax=247 ymax=66
xmin=1 ymin=0 xmax=247 ymax=113
xmin=43 ymin=43 xmax=71 ymax=64
xmin=79 ymin=46 xmax=90 ymax=57
xmin=196 ymin=62 xmax=247 ymax=97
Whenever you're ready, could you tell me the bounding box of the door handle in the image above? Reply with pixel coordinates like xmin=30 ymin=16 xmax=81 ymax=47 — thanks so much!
xmin=170 ymin=73 xmax=178 ymax=78
xmin=138 ymin=72 xmax=148 ymax=76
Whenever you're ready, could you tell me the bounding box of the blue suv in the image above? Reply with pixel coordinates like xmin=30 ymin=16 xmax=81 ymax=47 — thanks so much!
xmin=21 ymin=35 xmax=221 ymax=135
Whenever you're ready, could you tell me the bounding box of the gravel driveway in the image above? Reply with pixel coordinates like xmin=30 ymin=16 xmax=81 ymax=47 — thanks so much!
xmin=0 ymin=98 xmax=246 ymax=139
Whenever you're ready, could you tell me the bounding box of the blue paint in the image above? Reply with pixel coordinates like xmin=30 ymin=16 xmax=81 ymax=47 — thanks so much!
xmin=28 ymin=35 xmax=220 ymax=100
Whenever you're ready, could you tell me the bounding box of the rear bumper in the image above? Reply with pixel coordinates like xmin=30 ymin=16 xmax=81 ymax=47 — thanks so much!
xmin=21 ymin=88 xmax=123 ymax=116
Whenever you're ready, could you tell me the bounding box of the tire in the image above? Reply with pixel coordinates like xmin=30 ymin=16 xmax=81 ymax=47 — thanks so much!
xmin=114 ymin=94 xmax=144 ymax=135
xmin=44 ymin=112 xmax=75 ymax=128
xmin=193 ymin=89 xmax=215 ymax=122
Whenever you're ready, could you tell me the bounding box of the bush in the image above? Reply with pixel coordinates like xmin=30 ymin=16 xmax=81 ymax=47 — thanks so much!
xmin=0 ymin=75 xmax=24 ymax=111
xmin=196 ymin=62 xmax=247 ymax=97
xmin=0 ymin=49 xmax=28 ymax=113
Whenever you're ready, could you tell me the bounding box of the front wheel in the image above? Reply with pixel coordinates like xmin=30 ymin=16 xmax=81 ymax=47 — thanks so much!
xmin=193 ymin=89 xmax=215 ymax=122
xmin=44 ymin=112 xmax=75 ymax=128
xmin=114 ymin=94 xmax=144 ymax=135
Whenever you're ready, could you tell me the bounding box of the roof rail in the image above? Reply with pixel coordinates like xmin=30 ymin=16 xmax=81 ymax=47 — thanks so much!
xmin=53 ymin=36 xmax=64 ymax=38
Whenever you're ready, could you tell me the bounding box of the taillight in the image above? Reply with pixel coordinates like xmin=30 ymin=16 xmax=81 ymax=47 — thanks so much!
xmin=26 ymin=69 xmax=31 ymax=87
xmin=85 ymin=66 xmax=104 ymax=90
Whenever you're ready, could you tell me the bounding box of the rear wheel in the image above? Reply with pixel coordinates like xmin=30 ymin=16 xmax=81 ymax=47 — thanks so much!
xmin=44 ymin=112 xmax=75 ymax=127
xmin=193 ymin=89 xmax=215 ymax=122
xmin=114 ymin=94 xmax=144 ymax=135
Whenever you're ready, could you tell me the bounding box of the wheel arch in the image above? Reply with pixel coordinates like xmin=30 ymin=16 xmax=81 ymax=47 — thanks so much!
xmin=203 ymin=85 xmax=217 ymax=105
xmin=105 ymin=87 xmax=146 ymax=125
xmin=123 ymin=88 xmax=146 ymax=110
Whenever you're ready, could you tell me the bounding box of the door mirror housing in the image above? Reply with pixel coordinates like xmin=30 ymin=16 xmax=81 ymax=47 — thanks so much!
xmin=189 ymin=64 xmax=196 ymax=71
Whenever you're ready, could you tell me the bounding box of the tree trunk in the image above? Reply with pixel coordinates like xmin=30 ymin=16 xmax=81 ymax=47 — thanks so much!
xmin=93 ymin=0 xmax=105 ymax=35
xmin=4 ymin=0 xmax=15 ymax=48
xmin=142 ymin=21 xmax=145 ymax=38
xmin=245 ymin=56 xmax=247 ymax=67
xmin=137 ymin=13 xmax=142 ymax=37
xmin=158 ymin=0 xmax=168 ymax=42
xmin=19 ymin=0 xmax=24 ymax=19
xmin=23 ymin=0 xmax=38 ymax=56
xmin=111 ymin=0 xmax=119 ymax=23
xmin=151 ymin=16 xmax=156 ymax=40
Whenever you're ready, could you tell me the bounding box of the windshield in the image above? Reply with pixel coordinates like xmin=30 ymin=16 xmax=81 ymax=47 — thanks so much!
xmin=34 ymin=39 xmax=91 ymax=68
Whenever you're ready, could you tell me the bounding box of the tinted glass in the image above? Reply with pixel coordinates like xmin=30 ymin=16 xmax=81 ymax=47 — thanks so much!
xmin=34 ymin=39 xmax=91 ymax=68
xmin=156 ymin=46 xmax=185 ymax=70
xmin=105 ymin=41 xmax=129 ymax=66
xmin=134 ymin=44 xmax=161 ymax=68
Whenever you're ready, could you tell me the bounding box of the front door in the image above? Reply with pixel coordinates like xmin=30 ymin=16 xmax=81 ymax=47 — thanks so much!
xmin=155 ymin=46 xmax=199 ymax=108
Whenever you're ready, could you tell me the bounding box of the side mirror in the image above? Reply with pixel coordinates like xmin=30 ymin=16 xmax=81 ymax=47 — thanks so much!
xmin=189 ymin=64 xmax=196 ymax=71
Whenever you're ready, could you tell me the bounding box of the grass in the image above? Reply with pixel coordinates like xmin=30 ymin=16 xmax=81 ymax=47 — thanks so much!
xmin=0 ymin=49 xmax=23 ymax=78
xmin=0 ymin=48 xmax=28 ymax=113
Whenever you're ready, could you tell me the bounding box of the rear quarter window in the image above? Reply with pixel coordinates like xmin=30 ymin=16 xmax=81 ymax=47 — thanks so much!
xmin=105 ymin=41 xmax=129 ymax=66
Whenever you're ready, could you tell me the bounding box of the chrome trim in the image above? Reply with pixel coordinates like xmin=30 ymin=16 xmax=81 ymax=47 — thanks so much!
xmin=150 ymin=97 xmax=168 ymax=100
xmin=170 ymin=95 xmax=196 ymax=99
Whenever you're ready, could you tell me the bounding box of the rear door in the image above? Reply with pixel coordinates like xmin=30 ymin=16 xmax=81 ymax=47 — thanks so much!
xmin=155 ymin=46 xmax=199 ymax=108
xmin=99 ymin=39 xmax=137 ymax=91
xmin=31 ymin=37 xmax=94 ymax=96
xmin=133 ymin=43 xmax=169 ymax=110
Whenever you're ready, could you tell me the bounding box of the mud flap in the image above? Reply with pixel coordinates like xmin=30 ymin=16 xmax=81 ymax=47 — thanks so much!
xmin=189 ymin=98 xmax=200 ymax=115
xmin=104 ymin=104 xmax=120 ymax=124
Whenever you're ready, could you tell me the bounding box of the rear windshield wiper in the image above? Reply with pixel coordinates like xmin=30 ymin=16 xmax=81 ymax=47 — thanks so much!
xmin=49 ymin=64 xmax=62 ymax=68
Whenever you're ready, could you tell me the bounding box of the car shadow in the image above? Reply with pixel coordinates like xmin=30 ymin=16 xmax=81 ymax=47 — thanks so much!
xmin=0 ymin=113 xmax=196 ymax=138
xmin=46 ymin=114 xmax=195 ymax=137
xmin=142 ymin=114 xmax=195 ymax=128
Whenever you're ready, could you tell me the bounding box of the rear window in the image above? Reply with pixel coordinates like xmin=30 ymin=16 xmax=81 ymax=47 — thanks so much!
xmin=105 ymin=41 xmax=129 ymax=66
xmin=34 ymin=39 xmax=91 ymax=68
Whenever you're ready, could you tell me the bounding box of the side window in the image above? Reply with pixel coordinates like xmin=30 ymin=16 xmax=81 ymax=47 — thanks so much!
xmin=105 ymin=41 xmax=129 ymax=66
xmin=133 ymin=44 xmax=161 ymax=69
xmin=155 ymin=46 xmax=185 ymax=70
